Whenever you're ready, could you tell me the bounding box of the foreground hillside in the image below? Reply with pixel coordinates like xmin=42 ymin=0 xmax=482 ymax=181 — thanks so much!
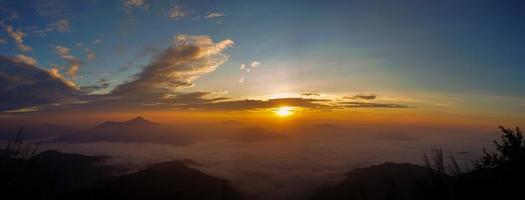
xmin=312 ymin=126 xmax=525 ymax=200
xmin=65 ymin=160 xmax=243 ymax=200
xmin=0 ymin=150 xmax=243 ymax=200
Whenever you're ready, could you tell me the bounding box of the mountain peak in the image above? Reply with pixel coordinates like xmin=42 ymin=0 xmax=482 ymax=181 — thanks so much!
xmin=95 ymin=117 xmax=158 ymax=129
xmin=130 ymin=116 xmax=146 ymax=121
xmin=125 ymin=116 xmax=158 ymax=126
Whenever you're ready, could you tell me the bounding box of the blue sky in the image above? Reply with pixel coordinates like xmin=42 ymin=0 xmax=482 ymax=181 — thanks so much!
xmin=0 ymin=0 xmax=524 ymax=120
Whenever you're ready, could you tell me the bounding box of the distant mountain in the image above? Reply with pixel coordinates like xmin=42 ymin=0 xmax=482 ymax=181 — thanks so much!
xmin=65 ymin=160 xmax=244 ymax=200
xmin=0 ymin=123 xmax=78 ymax=140
xmin=51 ymin=117 xmax=195 ymax=145
xmin=95 ymin=116 xmax=159 ymax=129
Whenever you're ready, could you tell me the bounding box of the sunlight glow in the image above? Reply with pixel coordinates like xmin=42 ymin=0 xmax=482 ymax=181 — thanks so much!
xmin=274 ymin=106 xmax=295 ymax=117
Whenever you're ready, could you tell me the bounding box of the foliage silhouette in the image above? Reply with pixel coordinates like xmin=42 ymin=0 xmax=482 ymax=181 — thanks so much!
xmin=475 ymin=126 xmax=524 ymax=169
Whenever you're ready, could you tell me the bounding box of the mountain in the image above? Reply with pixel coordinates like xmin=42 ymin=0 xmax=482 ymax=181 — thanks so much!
xmin=180 ymin=158 xmax=204 ymax=167
xmin=95 ymin=116 xmax=159 ymax=129
xmin=311 ymin=163 xmax=449 ymax=200
xmin=0 ymin=150 xmax=117 ymax=199
xmin=1 ymin=150 xmax=242 ymax=200
xmin=0 ymin=123 xmax=78 ymax=140
xmin=65 ymin=160 xmax=244 ymax=200
xmin=51 ymin=117 xmax=195 ymax=145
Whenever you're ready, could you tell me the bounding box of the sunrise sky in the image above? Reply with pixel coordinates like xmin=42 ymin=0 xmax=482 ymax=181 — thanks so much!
xmin=1 ymin=0 xmax=524 ymax=127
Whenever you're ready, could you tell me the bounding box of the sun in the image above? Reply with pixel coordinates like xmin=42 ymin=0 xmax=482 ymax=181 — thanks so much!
xmin=274 ymin=106 xmax=295 ymax=117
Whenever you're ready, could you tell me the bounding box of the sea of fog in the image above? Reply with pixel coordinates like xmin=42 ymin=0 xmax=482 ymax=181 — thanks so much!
xmin=34 ymin=123 xmax=497 ymax=200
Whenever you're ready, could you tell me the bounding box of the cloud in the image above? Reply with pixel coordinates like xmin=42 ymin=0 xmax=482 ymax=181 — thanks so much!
xmin=238 ymin=61 xmax=260 ymax=82
xmin=168 ymin=5 xmax=189 ymax=20
xmin=238 ymin=76 xmax=244 ymax=83
xmin=170 ymin=94 xmax=411 ymax=111
xmin=93 ymin=39 xmax=103 ymax=44
xmin=341 ymin=101 xmax=410 ymax=108
xmin=177 ymin=98 xmax=330 ymax=111
xmin=112 ymin=34 xmax=234 ymax=98
xmin=55 ymin=45 xmax=81 ymax=77
xmin=348 ymin=94 xmax=377 ymax=100
xmin=83 ymin=47 xmax=96 ymax=60
xmin=0 ymin=55 xmax=80 ymax=111
xmin=251 ymin=61 xmax=260 ymax=68
xmin=204 ymin=12 xmax=225 ymax=19
xmin=32 ymin=19 xmax=70 ymax=36
xmin=47 ymin=67 xmax=77 ymax=88
xmin=170 ymin=91 xmax=228 ymax=104
xmin=14 ymin=54 xmax=37 ymax=65
xmin=301 ymin=92 xmax=321 ymax=96
xmin=79 ymin=79 xmax=110 ymax=93
xmin=5 ymin=25 xmax=32 ymax=52
xmin=124 ymin=0 xmax=146 ymax=7
xmin=54 ymin=19 xmax=70 ymax=32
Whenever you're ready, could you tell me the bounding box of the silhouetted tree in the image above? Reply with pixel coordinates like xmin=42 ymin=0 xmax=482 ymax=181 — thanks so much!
xmin=475 ymin=126 xmax=524 ymax=169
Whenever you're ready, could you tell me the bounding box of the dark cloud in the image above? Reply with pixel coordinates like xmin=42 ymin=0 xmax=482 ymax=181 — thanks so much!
xmin=79 ymin=79 xmax=110 ymax=93
xmin=301 ymin=92 xmax=321 ymax=96
xmin=35 ymin=96 xmax=331 ymax=113
xmin=177 ymin=98 xmax=330 ymax=111
xmin=0 ymin=55 xmax=81 ymax=111
xmin=32 ymin=91 xmax=228 ymax=113
xmin=341 ymin=101 xmax=410 ymax=108
xmin=347 ymin=94 xmax=377 ymax=100
xmin=0 ymin=33 xmax=237 ymax=113
xmin=170 ymin=92 xmax=228 ymax=104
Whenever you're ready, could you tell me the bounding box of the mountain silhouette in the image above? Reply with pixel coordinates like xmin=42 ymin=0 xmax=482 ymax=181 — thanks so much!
xmin=1 ymin=150 xmax=242 ymax=200
xmin=65 ymin=160 xmax=243 ymax=200
xmin=51 ymin=117 xmax=195 ymax=145
xmin=96 ymin=116 xmax=159 ymax=129
xmin=311 ymin=163 xmax=448 ymax=200
xmin=0 ymin=150 xmax=117 ymax=199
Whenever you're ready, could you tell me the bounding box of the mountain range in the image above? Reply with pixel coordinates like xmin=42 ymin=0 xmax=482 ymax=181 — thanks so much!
xmin=50 ymin=117 xmax=196 ymax=145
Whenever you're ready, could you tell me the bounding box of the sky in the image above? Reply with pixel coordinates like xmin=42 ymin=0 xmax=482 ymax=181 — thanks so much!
xmin=0 ymin=0 xmax=524 ymax=127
